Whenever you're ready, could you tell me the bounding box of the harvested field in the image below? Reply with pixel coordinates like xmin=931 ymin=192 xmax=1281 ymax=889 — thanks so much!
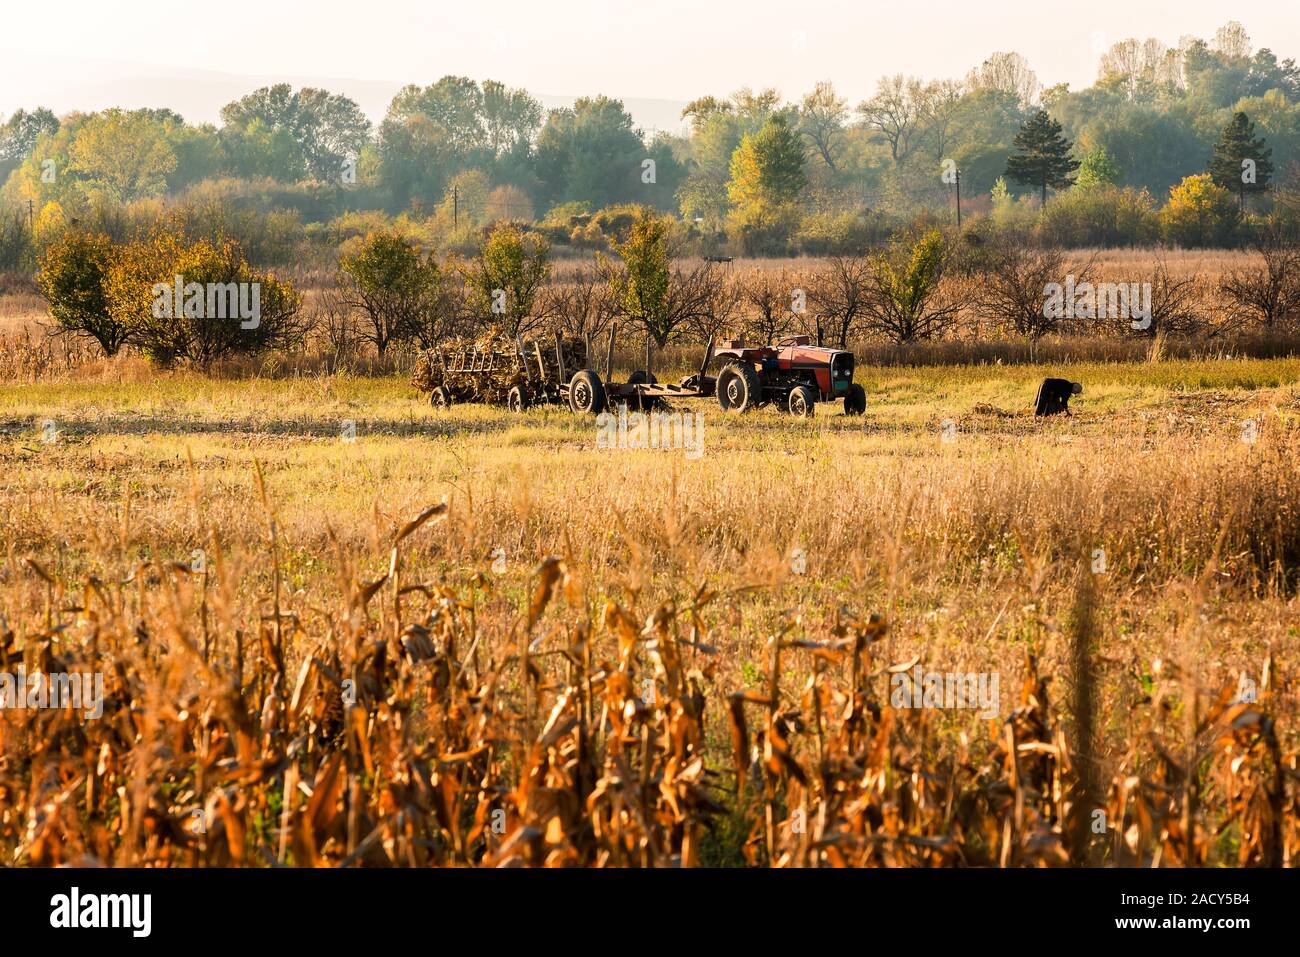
xmin=2 ymin=355 xmax=1298 ymax=866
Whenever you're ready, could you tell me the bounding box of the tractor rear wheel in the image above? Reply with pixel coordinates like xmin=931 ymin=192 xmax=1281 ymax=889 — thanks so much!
xmin=788 ymin=385 xmax=816 ymax=418
xmin=430 ymin=386 xmax=452 ymax=408
xmin=844 ymin=383 xmax=866 ymax=416
xmin=717 ymin=362 xmax=761 ymax=413
xmin=568 ymin=370 xmax=607 ymax=415
xmin=507 ymin=386 xmax=529 ymax=413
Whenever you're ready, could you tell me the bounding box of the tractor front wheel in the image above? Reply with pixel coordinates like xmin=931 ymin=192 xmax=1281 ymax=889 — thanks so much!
xmin=568 ymin=370 xmax=607 ymax=415
xmin=717 ymin=362 xmax=761 ymax=413
xmin=844 ymin=383 xmax=866 ymax=416
xmin=788 ymin=385 xmax=816 ymax=418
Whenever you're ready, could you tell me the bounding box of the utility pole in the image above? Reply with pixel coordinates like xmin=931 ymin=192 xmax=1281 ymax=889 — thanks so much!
xmin=453 ymin=185 xmax=458 ymax=228
xmin=955 ymin=168 xmax=962 ymax=229
xmin=27 ymin=198 xmax=34 ymax=232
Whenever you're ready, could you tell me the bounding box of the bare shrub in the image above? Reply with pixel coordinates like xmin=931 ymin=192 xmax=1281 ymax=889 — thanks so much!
xmin=1132 ymin=254 xmax=1203 ymax=338
xmin=733 ymin=268 xmax=800 ymax=343
xmin=1219 ymin=232 xmax=1300 ymax=332
xmin=539 ymin=262 xmax=619 ymax=341
xmin=975 ymin=238 xmax=1095 ymax=342
xmin=808 ymin=256 xmax=871 ymax=346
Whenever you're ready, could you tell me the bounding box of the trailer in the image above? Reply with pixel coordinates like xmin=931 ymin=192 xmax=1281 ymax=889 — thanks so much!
xmin=414 ymin=332 xmax=591 ymax=411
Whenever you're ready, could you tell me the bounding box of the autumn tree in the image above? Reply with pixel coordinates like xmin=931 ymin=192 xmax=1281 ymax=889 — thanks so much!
xmin=37 ymin=231 xmax=130 ymax=355
xmin=1160 ymin=173 xmax=1240 ymax=246
xmin=106 ymin=229 xmax=302 ymax=365
xmin=797 ymin=81 xmax=848 ymax=171
xmin=727 ymin=114 xmax=807 ymax=252
xmin=67 ymin=110 xmax=177 ymax=202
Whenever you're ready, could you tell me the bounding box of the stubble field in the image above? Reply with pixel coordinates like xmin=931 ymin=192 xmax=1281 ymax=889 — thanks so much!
xmin=2 ymin=344 xmax=1298 ymax=866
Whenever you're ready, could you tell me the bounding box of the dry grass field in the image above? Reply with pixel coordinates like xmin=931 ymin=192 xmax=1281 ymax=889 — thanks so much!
xmin=2 ymin=325 xmax=1299 ymax=866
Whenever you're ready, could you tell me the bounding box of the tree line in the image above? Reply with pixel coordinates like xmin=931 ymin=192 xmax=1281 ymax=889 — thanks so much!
xmin=37 ymin=203 xmax=1300 ymax=372
xmin=2 ymin=19 xmax=1299 ymax=270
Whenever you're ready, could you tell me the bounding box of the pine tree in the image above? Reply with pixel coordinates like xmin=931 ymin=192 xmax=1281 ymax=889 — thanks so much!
xmin=1207 ymin=111 xmax=1273 ymax=211
xmin=1004 ymin=110 xmax=1080 ymax=207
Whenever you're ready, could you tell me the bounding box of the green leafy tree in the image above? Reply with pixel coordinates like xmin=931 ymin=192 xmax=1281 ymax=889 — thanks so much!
xmin=480 ymin=80 xmax=543 ymax=155
xmin=609 ymin=207 xmax=671 ymax=345
xmin=376 ymin=76 xmax=499 ymax=207
xmin=1075 ymin=146 xmax=1122 ymax=190
xmin=535 ymin=97 xmax=647 ymax=211
xmin=222 ymin=118 xmax=304 ymax=182
xmin=0 ymin=108 xmax=59 ymax=165
xmin=1207 ymin=111 xmax=1274 ymax=210
xmin=164 ymin=122 xmax=227 ymax=190
xmin=1005 ymin=110 xmax=1080 ymax=206
xmin=221 ymin=84 xmax=370 ymax=182
xmin=465 ymin=223 xmax=551 ymax=337
xmin=338 ymin=230 xmax=445 ymax=354
xmin=862 ymin=228 xmax=960 ymax=342
xmin=727 ymin=115 xmax=807 ymax=252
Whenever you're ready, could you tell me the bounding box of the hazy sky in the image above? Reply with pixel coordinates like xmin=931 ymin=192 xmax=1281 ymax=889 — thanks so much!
xmin=2 ymin=0 xmax=1296 ymax=125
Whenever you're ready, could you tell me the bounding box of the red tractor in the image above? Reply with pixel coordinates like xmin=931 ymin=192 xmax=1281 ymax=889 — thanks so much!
xmin=515 ymin=325 xmax=866 ymax=419
xmin=702 ymin=336 xmax=865 ymax=417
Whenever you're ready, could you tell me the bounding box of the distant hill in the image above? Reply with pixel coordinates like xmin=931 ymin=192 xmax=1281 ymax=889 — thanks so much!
xmin=4 ymin=60 xmax=691 ymax=136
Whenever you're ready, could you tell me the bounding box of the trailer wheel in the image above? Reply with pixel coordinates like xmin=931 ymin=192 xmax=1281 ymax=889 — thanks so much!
xmin=628 ymin=370 xmax=658 ymax=386
xmin=717 ymin=362 xmax=760 ymax=413
xmin=430 ymin=386 xmax=452 ymax=408
xmin=844 ymin=383 xmax=866 ymax=416
xmin=788 ymin=385 xmax=816 ymax=418
xmin=507 ymin=386 xmax=529 ymax=413
xmin=568 ymin=370 xmax=607 ymax=415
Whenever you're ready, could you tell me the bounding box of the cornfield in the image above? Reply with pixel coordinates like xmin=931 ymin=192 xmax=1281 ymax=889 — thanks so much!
xmin=4 ymin=485 xmax=1295 ymax=868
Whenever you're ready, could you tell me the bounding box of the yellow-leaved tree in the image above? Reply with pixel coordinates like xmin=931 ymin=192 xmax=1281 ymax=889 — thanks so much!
xmin=1160 ymin=174 xmax=1240 ymax=247
xmin=67 ymin=110 xmax=176 ymax=203
xmin=726 ymin=115 xmax=807 ymax=254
